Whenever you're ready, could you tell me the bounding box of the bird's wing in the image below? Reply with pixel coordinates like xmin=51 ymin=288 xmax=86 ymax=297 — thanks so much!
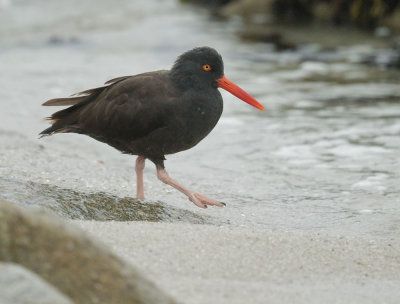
xmin=52 ymin=71 xmax=179 ymax=142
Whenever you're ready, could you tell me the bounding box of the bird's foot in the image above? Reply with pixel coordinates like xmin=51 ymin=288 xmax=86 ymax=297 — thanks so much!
xmin=155 ymin=167 xmax=225 ymax=209
xmin=188 ymin=192 xmax=225 ymax=209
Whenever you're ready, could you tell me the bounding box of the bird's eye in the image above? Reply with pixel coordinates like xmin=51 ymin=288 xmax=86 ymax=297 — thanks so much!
xmin=202 ymin=64 xmax=212 ymax=71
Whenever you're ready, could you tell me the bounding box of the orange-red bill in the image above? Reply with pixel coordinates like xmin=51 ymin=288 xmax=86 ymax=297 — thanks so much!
xmin=217 ymin=76 xmax=264 ymax=111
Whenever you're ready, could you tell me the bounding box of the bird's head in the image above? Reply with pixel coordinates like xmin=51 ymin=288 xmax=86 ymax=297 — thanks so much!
xmin=171 ymin=47 xmax=264 ymax=111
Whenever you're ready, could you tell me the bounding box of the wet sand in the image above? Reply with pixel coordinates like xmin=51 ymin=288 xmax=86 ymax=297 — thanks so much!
xmin=74 ymin=220 xmax=400 ymax=304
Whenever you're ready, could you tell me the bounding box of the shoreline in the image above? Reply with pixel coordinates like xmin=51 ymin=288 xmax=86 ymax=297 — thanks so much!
xmin=74 ymin=220 xmax=400 ymax=304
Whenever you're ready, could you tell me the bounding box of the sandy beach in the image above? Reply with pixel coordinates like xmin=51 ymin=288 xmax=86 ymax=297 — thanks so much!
xmin=74 ymin=221 xmax=400 ymax=304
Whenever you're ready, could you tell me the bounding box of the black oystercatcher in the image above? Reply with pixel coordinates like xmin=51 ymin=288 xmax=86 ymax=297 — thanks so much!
xmin=40 ymin=47 xmax=264 ymax=208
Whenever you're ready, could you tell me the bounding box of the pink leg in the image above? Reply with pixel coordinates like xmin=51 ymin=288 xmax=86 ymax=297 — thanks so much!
xmin=156 ymin=167 xmax=224 ymax=209
xmin=135 ymin=156 xmax=146 ymax=199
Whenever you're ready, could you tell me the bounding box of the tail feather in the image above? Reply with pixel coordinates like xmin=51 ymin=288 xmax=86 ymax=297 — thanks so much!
xmin=40 ymin=74 xmax=132 ymax=137
xmin=39 ymin=126 xmax=77 ymax=138
xmin=42 ymin=96 xmax=88 ymax=106
xmin=40 ymin=88 xmax=103 ymax=137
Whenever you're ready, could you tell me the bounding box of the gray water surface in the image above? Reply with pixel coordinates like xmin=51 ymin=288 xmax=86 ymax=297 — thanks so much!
xmin=1 ymin=0 xmax=399 ymax=240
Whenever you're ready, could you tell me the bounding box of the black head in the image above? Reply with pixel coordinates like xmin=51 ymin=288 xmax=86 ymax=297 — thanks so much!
xmin=170 ymin=47 xmax=265 ymax=111
xmin=170 ymin=47 xmax=224 ymax=90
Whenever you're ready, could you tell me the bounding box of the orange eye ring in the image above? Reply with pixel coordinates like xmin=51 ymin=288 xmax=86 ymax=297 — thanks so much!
xmin=202 ymin=64 xmax=212 ymax=71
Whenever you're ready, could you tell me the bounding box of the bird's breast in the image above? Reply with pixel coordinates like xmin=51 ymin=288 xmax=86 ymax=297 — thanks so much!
xmin=177 ymin=90 xmax=223 ymax=149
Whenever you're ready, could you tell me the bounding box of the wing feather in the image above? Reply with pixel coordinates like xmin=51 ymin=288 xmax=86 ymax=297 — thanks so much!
xmin=40 ymin=70 xmax=179 ymax=145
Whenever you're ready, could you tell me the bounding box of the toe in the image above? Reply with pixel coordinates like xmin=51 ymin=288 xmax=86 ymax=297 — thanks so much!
xmin=194 ymin=193 xmax=225 ymax=207
xmin=189 ymin=195 xmax=207 ymax=208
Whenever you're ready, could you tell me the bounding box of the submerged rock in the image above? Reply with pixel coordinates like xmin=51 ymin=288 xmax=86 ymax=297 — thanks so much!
xmin=0 ymin=200 xmax=179 ymax=304
xmin=0 ymin=177 xmax=217 ymax=224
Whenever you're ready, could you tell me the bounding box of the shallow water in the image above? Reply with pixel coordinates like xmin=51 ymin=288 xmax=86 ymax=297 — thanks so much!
xmin=1 ymin=0 xmax=399 ymax=240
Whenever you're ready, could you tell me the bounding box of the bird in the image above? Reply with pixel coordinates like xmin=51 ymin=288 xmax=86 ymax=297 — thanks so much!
xmin=40 ymin=47 xmax=264 ymax=208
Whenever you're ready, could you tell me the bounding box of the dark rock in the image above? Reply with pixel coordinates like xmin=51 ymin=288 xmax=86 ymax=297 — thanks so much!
xmin=239 ymin=27 xmax=296 ymax=50
xmin=382 ymin=10 xmax=400 ymax=33
xmin=270 ymin=0 xmax=313 ymax=23
xmin=179 ymin=0 xmax=233 ymax=8
xmin=221 ymin=0 xmax=273 ymax=22
xmin=207 ymin=0 xmax=400 ymax=32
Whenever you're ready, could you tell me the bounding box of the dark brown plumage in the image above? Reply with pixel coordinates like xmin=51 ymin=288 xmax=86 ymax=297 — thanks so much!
xmin=40 ymin=47 xmax=264 ymax=208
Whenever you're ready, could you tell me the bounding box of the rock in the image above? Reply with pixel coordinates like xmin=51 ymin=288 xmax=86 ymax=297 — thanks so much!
xmin=312 ymin=2 xmax=334 ymax=22
xmin=179 ymin=0 xmax=232 ymax=7
xmin=221 ymin=0 xmax=272 ymax=21
xmin=381 ymin=10 xmax=400 ymax=33
xmin=0 ymin=200 xmax=179 ymax=304
xmin=207 ymin=0 xmax=400 ymax=33
xmin=238 ymin=26 xmax=295 ymax=50
xmin=0 ymin=263 xmax=73 ymax=304
xmin=0 ymin=177 xmax=217 ymax=224
xmin=221 ymin=0 xmax=314 ymax=23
